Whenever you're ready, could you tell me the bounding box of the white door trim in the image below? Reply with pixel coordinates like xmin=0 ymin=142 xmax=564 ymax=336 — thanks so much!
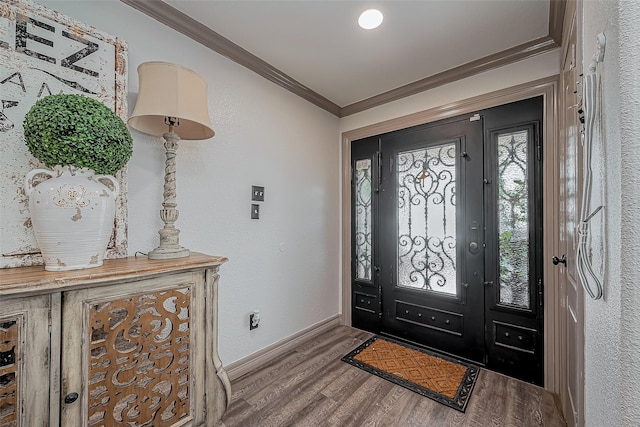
xmin=340 ymin=75 xmax=561 ymax=393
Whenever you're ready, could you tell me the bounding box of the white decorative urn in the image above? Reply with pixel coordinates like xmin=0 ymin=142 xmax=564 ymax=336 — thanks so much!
xmin=24 ymin=166 xmax=120 ymax=271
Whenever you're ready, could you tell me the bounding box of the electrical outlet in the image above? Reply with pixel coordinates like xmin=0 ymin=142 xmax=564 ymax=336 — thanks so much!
xmin=250 ymin=310 xmax=260 ymax=330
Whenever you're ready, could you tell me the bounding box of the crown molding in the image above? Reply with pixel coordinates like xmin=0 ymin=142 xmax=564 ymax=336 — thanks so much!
xmin=121 ymin=0 xmax=342 ymax=117
xmin=548 ymin=0 xmax=567 ymax=45
xmin=340 ymin=36 xmax=558 ymax=117
xmin=122 ymin=0 xmax=565 ymax=118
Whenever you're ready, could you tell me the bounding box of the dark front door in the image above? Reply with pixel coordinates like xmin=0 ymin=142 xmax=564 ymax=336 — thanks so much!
xmin=378 ymin=115 xmax=485 ymax=363
xmin=351 ymin=97 xmax=544 ymax=385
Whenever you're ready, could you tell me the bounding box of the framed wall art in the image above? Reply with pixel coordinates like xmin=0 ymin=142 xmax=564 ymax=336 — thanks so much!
xmin=0 ymin=0 xmax=128 ymax=268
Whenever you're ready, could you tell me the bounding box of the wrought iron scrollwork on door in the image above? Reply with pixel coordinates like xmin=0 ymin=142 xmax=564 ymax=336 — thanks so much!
xmin=397 ymin=143 xmax=457 ymax=295
xmin=497 ymin=130 xmax=531 ymax=308
xmin=355 ymin=159 xmax=373 ymax=280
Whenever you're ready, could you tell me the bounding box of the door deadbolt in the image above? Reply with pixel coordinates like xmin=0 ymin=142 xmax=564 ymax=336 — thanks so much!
xmin=468 ymin=221 xmax=480 ymax=254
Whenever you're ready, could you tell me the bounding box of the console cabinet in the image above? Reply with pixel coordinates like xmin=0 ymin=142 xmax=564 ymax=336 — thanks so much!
xmin=0 ymin=253 xmax=230 ymax=427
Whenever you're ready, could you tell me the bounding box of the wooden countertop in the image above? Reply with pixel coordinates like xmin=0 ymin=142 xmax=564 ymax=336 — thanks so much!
xmin=0 ymin=252 xmax=228 ymax=298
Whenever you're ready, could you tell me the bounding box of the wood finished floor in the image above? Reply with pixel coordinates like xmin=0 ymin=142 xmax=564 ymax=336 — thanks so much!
xmin=222 ymin=325 xmax=566 ymax=427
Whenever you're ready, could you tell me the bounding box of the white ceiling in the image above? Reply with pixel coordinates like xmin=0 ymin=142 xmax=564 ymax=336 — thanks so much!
xmin=166 ymin=0 xmax=550 ymax=107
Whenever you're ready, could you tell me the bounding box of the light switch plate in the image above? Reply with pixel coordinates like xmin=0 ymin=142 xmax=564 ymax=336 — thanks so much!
xmin=251 ymin=186 xmax=265 ymax=201
xmin=251 ymin=204 xmax=260 ymax=219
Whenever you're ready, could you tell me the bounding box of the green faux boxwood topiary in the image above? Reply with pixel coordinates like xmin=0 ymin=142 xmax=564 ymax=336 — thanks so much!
xmin=23 ymin=94 xmax=133 ymax=176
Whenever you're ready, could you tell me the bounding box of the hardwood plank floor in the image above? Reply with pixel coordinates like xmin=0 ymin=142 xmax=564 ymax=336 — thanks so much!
xmin=222 ymin=326 xmax=566 ymax=426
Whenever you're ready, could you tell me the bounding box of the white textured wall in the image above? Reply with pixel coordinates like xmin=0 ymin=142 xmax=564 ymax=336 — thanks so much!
xmin=582 ymin=0 xmax=640 ymax=425
xmin=618 ymin=2 xmax=640 ymax=423
xmin=581 ymin=0 xmax=640 ymax=425
xmin=581 ymin=1 xmax=622 ymax=425
xmin=36 ymin=0 xmax=341 ymax=365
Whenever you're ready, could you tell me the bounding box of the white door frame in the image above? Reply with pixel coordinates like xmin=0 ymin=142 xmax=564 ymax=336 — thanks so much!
xmin=340 ymin=76 xmax=562 ymax=394
xmin=558 ymin=1 xmax=585 ymax=424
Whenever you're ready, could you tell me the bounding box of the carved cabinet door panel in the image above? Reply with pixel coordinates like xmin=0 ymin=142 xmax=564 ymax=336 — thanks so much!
xmin=0 ymin=295 xmax=53 ymax=427
xmin=60 ymin=271 xmax=206 ymax=427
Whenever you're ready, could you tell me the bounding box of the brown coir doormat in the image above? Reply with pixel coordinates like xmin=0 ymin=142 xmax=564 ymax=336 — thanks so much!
xmin=341 ymin=336 xmax=479 ymax=412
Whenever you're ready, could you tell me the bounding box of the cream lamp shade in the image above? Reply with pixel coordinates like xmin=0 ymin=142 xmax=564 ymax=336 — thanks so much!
xmin=128 ymin=61 xmax=214 ymax=139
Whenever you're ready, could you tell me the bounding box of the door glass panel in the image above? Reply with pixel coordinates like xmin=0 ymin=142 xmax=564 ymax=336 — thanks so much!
xmin=497 ymin=130 xmax=530 ymax=308
xmin=397 ymin=143 xmax=457 ymax=295
xmin=355 ymin=159 xmax=372 ymax=280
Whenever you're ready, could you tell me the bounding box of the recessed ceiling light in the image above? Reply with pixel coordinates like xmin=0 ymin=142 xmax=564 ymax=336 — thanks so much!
xmin=358 ymin=9 xmax=383 ymax=30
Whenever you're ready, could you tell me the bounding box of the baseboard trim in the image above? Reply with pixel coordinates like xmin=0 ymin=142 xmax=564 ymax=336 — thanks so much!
xmin=224 ymin=314 xmax=343 ymax=381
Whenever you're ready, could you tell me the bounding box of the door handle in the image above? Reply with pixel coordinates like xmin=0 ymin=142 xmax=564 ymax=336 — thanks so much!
xmin=64 ymin=392 xmax=79 ymax=404
xmin=552 ymin=254 xmax=567 ymax=266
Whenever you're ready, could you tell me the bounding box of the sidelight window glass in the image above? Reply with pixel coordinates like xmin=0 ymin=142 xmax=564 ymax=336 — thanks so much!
xmin=355 ymin=159 xmax=372 ymax=280
xmin=497 ymin=130 xmax=530 ymax=308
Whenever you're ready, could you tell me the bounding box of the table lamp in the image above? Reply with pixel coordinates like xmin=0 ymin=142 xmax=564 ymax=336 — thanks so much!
xmin=128 ymin=61 xmax=214 ymax=259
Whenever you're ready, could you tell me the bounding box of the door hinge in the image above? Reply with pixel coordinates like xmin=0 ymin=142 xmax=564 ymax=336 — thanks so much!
xmin=536 ymin=132 xmax=542 ymax=161
xmin=377 ymin=151 xmax=383 ymax=188
xmin=377 ymin=282 xmax=383 ymax=319
xmin=538 ymin=278 xmax=544 ymax=309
